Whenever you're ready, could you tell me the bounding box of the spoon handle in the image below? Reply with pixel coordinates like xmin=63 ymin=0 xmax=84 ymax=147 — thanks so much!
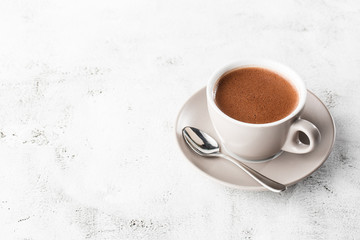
xmin=219 ymin=153 xmax=287 ymax=192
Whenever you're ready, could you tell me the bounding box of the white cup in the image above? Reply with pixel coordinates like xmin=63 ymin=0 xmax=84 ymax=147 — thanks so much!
xmin=207 ymin=59 xmax=321 ymax=162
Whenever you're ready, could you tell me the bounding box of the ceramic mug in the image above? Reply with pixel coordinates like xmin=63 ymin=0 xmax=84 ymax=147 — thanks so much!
xmin=207 ymin=59 xmax=321 ymax=161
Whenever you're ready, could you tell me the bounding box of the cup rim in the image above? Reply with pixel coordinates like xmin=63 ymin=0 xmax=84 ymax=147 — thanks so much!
xmin=207 ymin=59 xmax=307 ymax=127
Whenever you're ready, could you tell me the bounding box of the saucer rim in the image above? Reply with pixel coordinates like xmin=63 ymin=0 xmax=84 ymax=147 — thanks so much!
xmin=175 ymin=87 xmax=336 ymax=190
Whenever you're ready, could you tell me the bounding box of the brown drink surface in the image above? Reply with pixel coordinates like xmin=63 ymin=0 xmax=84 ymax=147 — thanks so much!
xmin=215 ymin=67 xmax=298 ymax=124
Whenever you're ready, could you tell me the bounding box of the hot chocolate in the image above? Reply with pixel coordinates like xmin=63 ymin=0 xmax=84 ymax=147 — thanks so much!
xmin=214 ymin=67 xmax=299 ymax=124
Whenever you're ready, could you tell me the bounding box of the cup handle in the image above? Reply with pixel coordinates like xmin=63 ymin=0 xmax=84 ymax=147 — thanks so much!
xmin=281 ymin=118 xmax=321 ymax=154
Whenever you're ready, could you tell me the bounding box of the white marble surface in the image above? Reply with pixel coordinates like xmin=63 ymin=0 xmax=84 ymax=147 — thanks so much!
xmin=0 ymin=0 xmax=359 ymax=239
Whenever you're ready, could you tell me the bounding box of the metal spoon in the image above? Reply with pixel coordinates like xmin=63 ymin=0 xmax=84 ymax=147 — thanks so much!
xmin=182 ymin=126 xmax=287 ymax=192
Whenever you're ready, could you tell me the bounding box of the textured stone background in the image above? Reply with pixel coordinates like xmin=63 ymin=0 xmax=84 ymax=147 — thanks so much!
xmin=0 ymin=0 xmax=359 ymax=239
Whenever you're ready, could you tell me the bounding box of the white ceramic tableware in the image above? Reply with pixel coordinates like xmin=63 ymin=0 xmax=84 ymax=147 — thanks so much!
xmin=175 ymin=87 xmax=335 ymax=190
xmin=207 ymin=60 xmax=321 ymax=161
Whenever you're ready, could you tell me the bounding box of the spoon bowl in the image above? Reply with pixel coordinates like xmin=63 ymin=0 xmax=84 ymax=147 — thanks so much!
xmin=182 ymin=127 xmax=220 ymax=157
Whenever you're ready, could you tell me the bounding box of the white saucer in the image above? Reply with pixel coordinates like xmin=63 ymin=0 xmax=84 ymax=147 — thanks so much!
xmin=175 ymin=87 xmax=336 ymax=190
